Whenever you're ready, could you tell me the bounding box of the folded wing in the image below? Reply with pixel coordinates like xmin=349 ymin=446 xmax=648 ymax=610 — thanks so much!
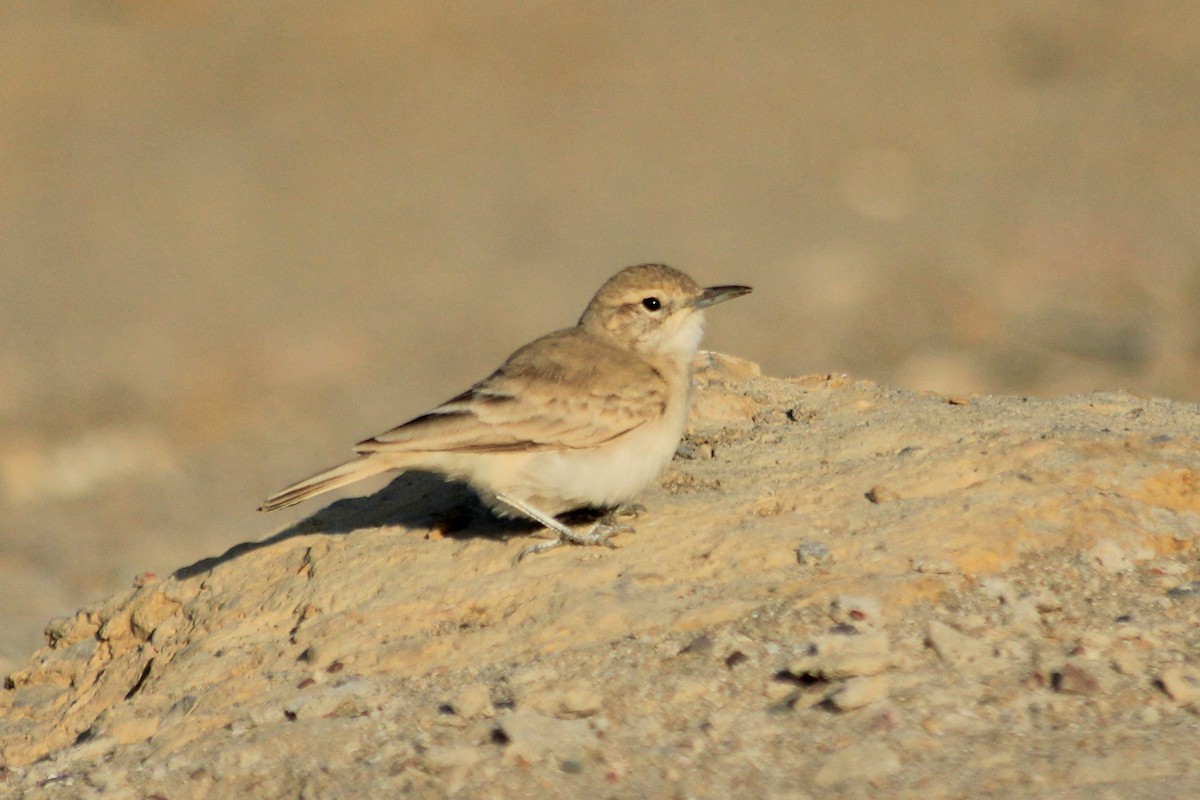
xmin=355 ymin=329 xmax=669 ymax=455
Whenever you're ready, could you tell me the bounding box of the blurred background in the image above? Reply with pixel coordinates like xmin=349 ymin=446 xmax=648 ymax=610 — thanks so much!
xmin=2 ymin=0 xmax=1199 ymax=666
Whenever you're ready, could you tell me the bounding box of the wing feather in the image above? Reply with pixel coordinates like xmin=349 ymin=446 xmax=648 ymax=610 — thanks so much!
xmin=354 ymin=329 xmax=669 ymax=455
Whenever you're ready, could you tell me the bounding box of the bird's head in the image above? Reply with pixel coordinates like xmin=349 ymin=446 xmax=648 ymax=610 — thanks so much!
xmin=578 ymin=264 xmax=751 ymax=363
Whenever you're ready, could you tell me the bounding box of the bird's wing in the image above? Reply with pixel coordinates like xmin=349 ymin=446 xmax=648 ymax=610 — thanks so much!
xmin=354 ymin=329 xmax=671 ymax=455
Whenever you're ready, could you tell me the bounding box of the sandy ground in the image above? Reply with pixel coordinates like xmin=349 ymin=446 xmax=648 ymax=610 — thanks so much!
xmin=3 ymin=3 xmax=1200 ymax=794
xmin=3 ymin=355 xmax=1200 ymax=798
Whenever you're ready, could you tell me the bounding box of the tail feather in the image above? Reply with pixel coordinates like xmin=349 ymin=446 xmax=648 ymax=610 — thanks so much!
xmin=259 ymin=457 xmax=390 ymax=512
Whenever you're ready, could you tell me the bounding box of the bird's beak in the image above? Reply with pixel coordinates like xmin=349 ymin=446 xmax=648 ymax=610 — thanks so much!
xmin=694 ymin=284 xmax=753 ymax=309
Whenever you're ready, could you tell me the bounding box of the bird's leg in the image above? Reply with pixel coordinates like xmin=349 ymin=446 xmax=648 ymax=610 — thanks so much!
xmin=493 ymin=493 xmax=584 ymax=541
xmin=495 ymin=493 xmax=622 ymax=562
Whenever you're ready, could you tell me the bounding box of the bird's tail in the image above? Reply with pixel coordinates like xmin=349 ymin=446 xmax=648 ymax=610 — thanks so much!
xmin=259 ymin=456 xmax=390 ymax=512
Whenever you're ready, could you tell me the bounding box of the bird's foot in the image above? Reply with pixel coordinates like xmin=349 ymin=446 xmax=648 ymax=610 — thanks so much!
xmin=512 ymin=516 xmax=631 ymax=563
xmin=513 ymin=537 xmax=565 ymax=562
xmin=496 ymin=492 xmax=641 ymax=563
xmin=612 ymin=502 xmax=646 ymax=520
xmin=590 ymin=514 xmax=635 ymax=541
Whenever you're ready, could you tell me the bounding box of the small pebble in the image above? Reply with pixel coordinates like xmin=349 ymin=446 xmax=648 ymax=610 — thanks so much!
xmin=829 ymin=595 xmax=882 ymax=626
xmin=829 ymin=675 xmax=890 ymax=710
xmin=514 ymin=681 xmax=603 ymax=719
xmin=1108 ymin=645 xmax=1144 ymax=677
xmin=556 ymin=687 xmax=603 ymax=718
xmin=796 ymin=542 xmax=831 ymax=566
xmin=787 ymin=631 xmax=890 ymax=680
xmin=865 ymin=485 xmax=901 ymax=504
xmin=448 ymin=683 xmax=494 ymax=720
xmin=1052 ymin=663 xmax=1102 ymax=696
xmin=785 ymin=407 xmax=816 ymax=423
xmin=926 ymin=621 xmax=1003 ymax=676
xmin=1159 ymin=666 xmax=1200 ymax=706
xmin=679 ymin=635 xmax=713 ymax=655
xmin=676 ymin=442 xmax=715 ymax=460
xmin=1166 ymin=583 xmax=1200 ymax=600
xmin=1090 ymin=541 xmax=1134 ymax=573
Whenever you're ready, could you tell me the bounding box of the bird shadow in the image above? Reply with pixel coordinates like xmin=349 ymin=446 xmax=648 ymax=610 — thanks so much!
xmin=172 ymin=471 xmax=546 ymax=580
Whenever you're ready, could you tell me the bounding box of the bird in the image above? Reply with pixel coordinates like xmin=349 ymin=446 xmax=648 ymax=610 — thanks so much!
xmin=259 ymin=263 xmax=751 ymax=558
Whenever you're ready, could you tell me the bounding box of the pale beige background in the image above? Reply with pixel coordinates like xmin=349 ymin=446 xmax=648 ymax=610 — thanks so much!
xmin=2 ymin=0 xmax=1199 ymax=664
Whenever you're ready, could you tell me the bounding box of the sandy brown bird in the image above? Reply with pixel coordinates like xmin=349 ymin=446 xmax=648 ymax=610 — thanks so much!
xmin=260 ymin=263 xmax=751 ymax=557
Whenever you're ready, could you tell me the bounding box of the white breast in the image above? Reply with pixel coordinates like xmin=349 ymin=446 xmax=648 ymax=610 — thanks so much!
xmin=469 ymin=377 xmax=692 ymax=516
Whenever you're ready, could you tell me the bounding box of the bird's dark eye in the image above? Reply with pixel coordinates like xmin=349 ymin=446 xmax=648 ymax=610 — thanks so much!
xmin=641 ymin=297 xmax=662 ymax=311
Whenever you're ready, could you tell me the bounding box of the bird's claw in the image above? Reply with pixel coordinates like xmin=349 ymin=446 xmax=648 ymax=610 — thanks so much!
xmin=613 ymin=502 xmax=646 ymax=519
xmin=513 ymin=517 xmax=629 ymax=563
xmin=513 ymin=537 xmax=564 ymax=563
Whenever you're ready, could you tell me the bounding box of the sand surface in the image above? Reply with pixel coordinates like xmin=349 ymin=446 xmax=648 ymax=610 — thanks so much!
xmin=4 ymin=355 xmax=1200 ymax=798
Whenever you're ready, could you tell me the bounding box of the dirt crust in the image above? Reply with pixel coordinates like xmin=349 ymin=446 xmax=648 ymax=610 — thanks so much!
xmin=3 ymin=354 xmax=1200 ymax=799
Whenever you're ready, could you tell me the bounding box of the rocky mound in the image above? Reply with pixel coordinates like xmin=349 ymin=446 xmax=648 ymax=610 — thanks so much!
xmin=3 ymin=354 xmax=1200 ymax=799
